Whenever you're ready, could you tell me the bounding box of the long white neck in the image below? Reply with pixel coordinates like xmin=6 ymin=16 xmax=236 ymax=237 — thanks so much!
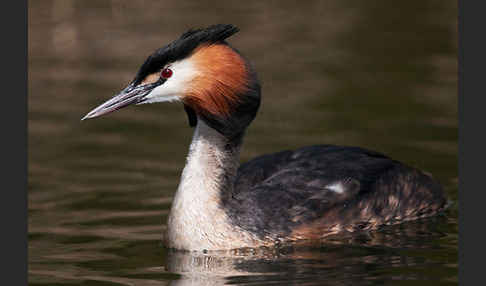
xmin=178 ymin=119 xmax=240 ymax=198
xmin=166 ymin=120 xmax=259 ymax=250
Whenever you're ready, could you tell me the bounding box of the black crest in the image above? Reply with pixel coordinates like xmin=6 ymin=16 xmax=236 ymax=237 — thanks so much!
xmin=133 ymin=24 xmax=240 ymax=86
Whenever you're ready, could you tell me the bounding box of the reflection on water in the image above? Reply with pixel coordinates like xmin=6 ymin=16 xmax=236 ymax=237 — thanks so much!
xmin=29 ymin=0 xmax=457 ymax=285
xmin=167 ymin=217 xmax=455 ymax=286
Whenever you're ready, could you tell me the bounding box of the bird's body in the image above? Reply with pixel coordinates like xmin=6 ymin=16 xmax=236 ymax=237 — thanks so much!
xmin=164 ymin=120 xmax=444 ymax=250
xmin=83 ymin=24 xmax=447 ymax=251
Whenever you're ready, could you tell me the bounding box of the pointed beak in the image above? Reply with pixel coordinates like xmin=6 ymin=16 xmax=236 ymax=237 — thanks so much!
xmin=81 ymin=82 xmax=159 ymax=120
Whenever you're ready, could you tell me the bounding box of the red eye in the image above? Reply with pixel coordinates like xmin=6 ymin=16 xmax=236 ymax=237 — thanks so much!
xmin=161 ymin=68 xmax=173 ymax=79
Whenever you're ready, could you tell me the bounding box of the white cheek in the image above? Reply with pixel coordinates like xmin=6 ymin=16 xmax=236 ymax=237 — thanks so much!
xmin=141 ymin=59 xmax=199 ymax=104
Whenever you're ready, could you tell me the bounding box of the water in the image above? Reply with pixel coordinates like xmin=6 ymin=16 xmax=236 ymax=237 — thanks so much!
xmin=29 ymin=1 xmax=457 ymax=285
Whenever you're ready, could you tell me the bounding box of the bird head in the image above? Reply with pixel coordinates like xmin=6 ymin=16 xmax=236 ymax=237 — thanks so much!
xmin=82 ymin=24 xmax=261 ymax=141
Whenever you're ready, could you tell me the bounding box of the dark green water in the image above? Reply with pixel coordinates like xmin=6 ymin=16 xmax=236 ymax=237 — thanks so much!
xmin=29 ymin=1 xmax=457 ymax=285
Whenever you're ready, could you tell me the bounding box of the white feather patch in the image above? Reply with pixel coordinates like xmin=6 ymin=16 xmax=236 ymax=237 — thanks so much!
xmin=326 ymin=182 xmax=345 ymax=194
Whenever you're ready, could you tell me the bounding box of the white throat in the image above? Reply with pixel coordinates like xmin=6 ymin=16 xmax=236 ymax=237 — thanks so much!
xmin=166 ymin=120 xmax=260 ymax=250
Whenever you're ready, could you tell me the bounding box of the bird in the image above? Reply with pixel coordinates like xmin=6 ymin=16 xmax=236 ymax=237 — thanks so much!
xmin=82 ymin=24 xmax=447 ymax=251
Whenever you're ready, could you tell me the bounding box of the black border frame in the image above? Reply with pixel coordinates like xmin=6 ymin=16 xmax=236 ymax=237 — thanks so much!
xmin=459 ymin=0 xmax=485 ymax=285
xmin=3 ymin=0 xmax=27 ymax=285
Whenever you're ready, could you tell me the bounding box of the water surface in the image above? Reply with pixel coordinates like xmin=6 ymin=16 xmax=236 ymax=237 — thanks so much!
xmin=29 ymin=1 xmax=457 ymax=285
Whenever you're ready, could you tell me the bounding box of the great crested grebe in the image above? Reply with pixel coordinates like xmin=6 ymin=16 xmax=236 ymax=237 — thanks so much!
xmin=82 ymin=24 xmax=447 ymax=251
